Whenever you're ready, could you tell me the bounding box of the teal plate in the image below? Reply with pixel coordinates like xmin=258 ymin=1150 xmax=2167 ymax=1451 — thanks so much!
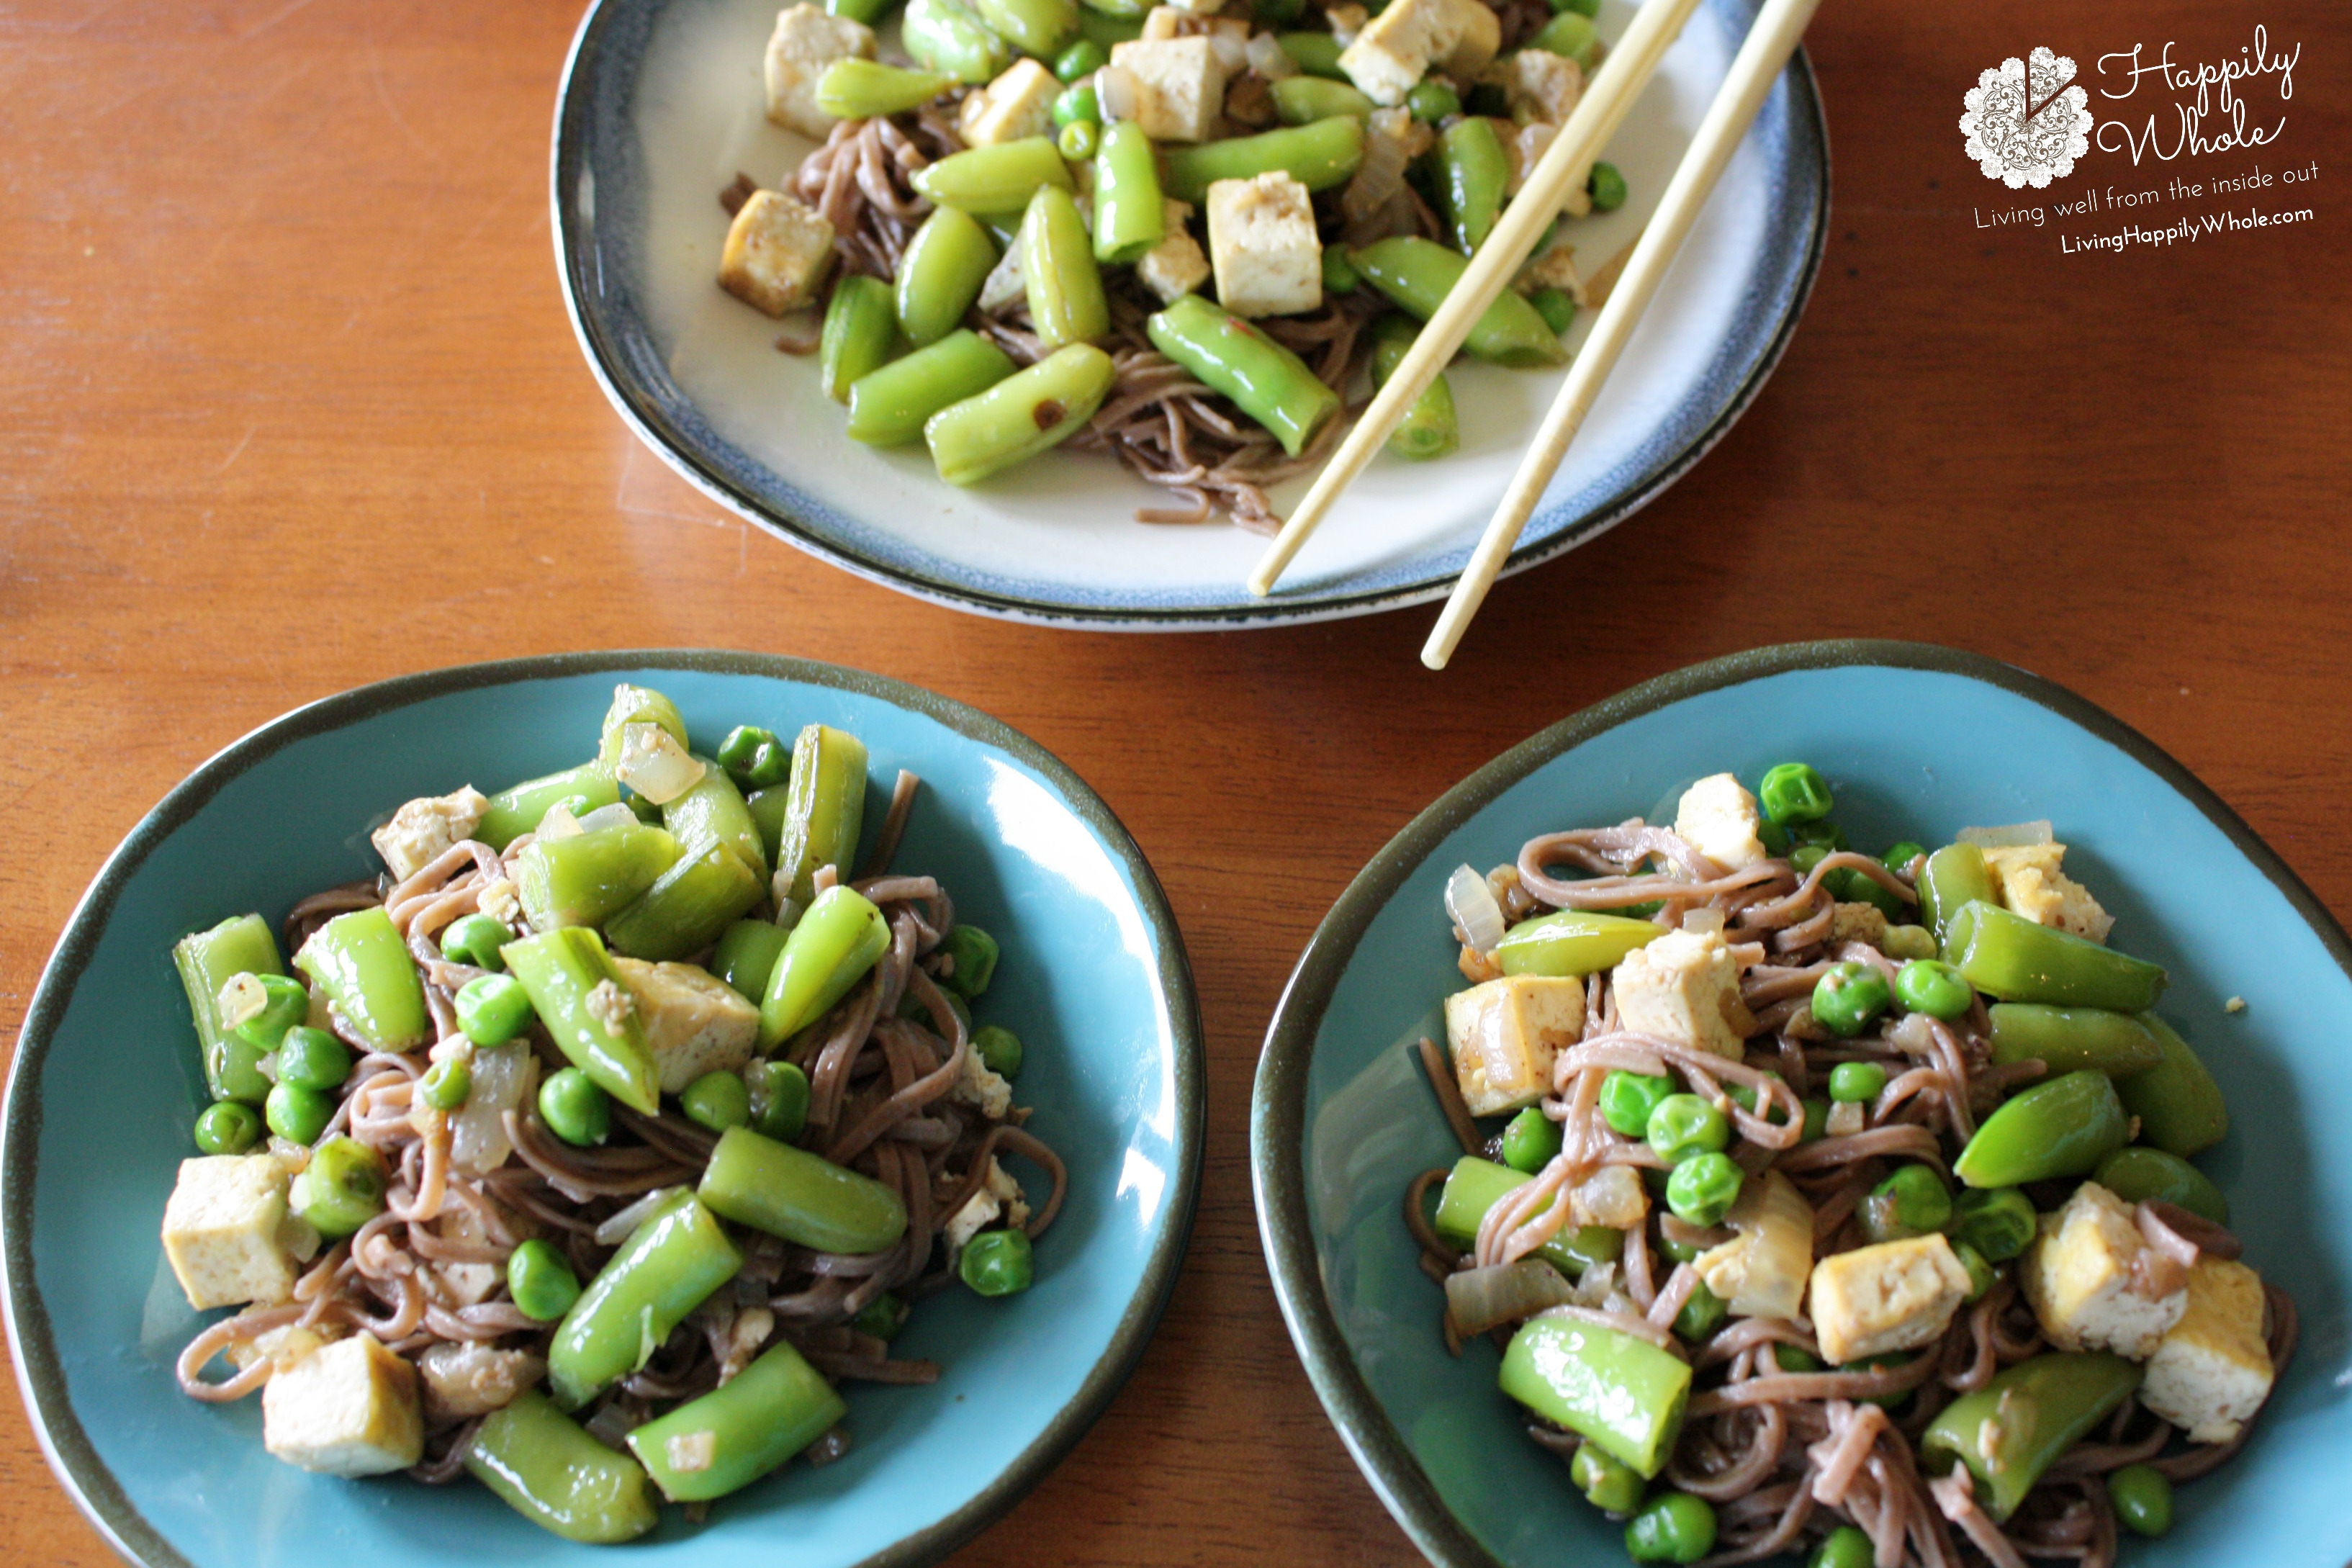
xmin=3 ymin=652 xmax=1203 ymax=1568
xmin=1252 ymin=641 xmax=2352 ymax=1568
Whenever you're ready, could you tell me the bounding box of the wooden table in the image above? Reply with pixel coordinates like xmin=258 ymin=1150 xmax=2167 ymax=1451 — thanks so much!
xmin=4 ymin=1 xmax=2345 ymax=1562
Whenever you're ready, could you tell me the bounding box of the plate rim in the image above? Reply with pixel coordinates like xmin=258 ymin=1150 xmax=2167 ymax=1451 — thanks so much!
xmin=547 ymin=0 xmax=1833 ymax=631
xmin=0 ymin=648 xmax=1207 ymax=1568
xmin=1248 ymin=637 xmax=2352 ymax=1568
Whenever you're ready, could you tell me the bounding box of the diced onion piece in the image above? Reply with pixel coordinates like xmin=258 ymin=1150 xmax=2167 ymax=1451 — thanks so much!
xmin=773 ymin=308 xmax=824 ymax=356
xmin=537 ymin=803 xmax=585 ymax=840
xmin=772 ymin=894 xmax=806 ymax=934
xmin=1246 ymin=30 xmax=1297 ymax=79
xmin=595 ymin=1186 xmax=686 ymax=1247
xmin=1444 ymin=1258 xmax=1576 ymax=1336
xmin=449 ymin=1042 xmax=537 ymax=1176
xmin=1445 ymin=863 xmax=1508 ymax=955
xmin=666 ymin=1430 xmax=718 ymax=1474
xmin=1694 ymin=1170 xmax=1813 ymax=1320
xmin=614 ymin=722 xmax=707 ymax=806
xmin=215 ymin=972 xmax=269 ymax=1031
xmin=979 ymin=227 xmax=1028 ymax=312
xmin=1680 ymin=908 xmax=1726 ymax=935
xmin=1094 ymin=64 xmax=1137 ymax=124
xmin=1826 ymin=1099 xmax=1866 ymax=1137
xmin=1571 ymin=1165 xmax=1648 ymax=1229
xmin=575 ymin=801 xmax=641 ymax=834
xmin=1888 ymin=1011 xmax=1939 ymax=1057
xmin=1206 ymin=29 xmax=1248 ymax=72
xmin=1957 ymin=820 xmax=2054 ymax=849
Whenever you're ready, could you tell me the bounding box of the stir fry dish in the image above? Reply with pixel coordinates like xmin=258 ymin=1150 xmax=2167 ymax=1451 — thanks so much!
xmin=1407 ymin=765 xmax=2290 ymax=1568
xmin=158 ymin=685 xmax=1061 ymax=1541
xmin=716 ymin=0 xmax=1629 ymax=530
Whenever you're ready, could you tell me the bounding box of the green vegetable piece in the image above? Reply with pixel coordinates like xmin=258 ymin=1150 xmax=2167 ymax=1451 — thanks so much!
xmin=455 ymin=973 xmax=534 ymax=1047
xmin=1921 ymin=1353 xmax=2140 ymax=1520
xmin=912 ymin=135 xmax=1073 ymax=215
xmin=1092 ymin=119 xmax=1165 ymax=263
xmin=1811 ymin=960 xmax=1891 ymax=1038
xmin=605 ymin=839 xmax=765 ymax=963
xmin=227 ymin=973 xmax=309 ymax=1053
xmin=1021 ymin=184 xmax=1111 ymax=348
xmin=549 ymin=1190 xmax=743 ymax=1408
xmin=264 ymin=1081 xmax=333 ymax=1145
xmin=1893 ymin=958 xmax=1971 ymax=1019
xmin=1274 ymin=30 xmax=1345 ymax=77
xmin=1800 ymin=1095 xmax=1830 ymax=1143
xmin=1587 ymin=160 xmax=1628 ymax=211
xmin=1950 ymin=1186 xmax=2037 ymax=1262
xmin=291 ymin=1135 xmax=387 ymax=1236
xmin=1058 ymin=119 xmax=1097 ymax=159
xmin=846 ymin=328 xmax=1017 ymax=446
xmin=1161 ymin=115 xmax=1365 ymax=202
xmin=760 ymin=884 xmax=893 ymax=1049
xmin=699 ymin=1125 xmax=911 ymax=1252
xmin=1664 ymin=1151 xmax=1743 ymax=1226
xmin=2094 ymin=1146 xmax=2227 ymax=1225
xmin=972 ymin=1023 xmax=1024 ymax=1078
xmin=624 ymin=793 xmax=664 ymax=825
xmin=292 ymin=905 xmax=431 ymax=1053
xmin=1858 ymin=1163 xmax=1952 ymax=1243
xmin=2108 ymin=1463 xmax=2173 ymax=1538
xmin=1500 ymin=1106 xmax=1562 ymax=1173
xmin=926 ymin=341 xmax=1117 ymax=483
xmin=438 ymin=914 xmax=511 ymax=973
xmin=477 ymin=762 xmax=620 ymax=851
xmin=1808 ymin=1525 xmax=1873 ymax=1568
xmin=1527 ymin=9 xmax=1597 ymax=65
xmin=1916 ymin=843 xmax=1996 ymax=948
xmin=2116 ymin=1014 xmax=2228 ymax=1156
xmin=1672 ymin=1279 xmax=1729 ymax=1341
xmin=940 ymin=923 xmax=1000 ymax=998
xmin=1952 ymin=1069 xmax=2128 ymax=1189
xmin=682 ymin=1069 xmax=751 ymax=1133
xmin=1500 ymin=910 xmax=1665 ymax=978
xmin=853 ymin=1291 xmax=910 ymax=1341
xmin=1323 ymin=245 xmax=1361 ymax=293
xmin=539 ymin=1066 xmax=611 ymax=1148
xmin=507 ymin=1237 xmax=583 ymax=1322
xmin=770 ymin=723 xmax=870 ymax=906
xmin=826 ymin=0 xmax=895 ymax=22
xmin=747 ymin=1059 xmax=812 ymax=1143
xmin=815 ymin=58 xmax=957 ymax=120
xmin=960 ymin=1226 xmax=1035 ymax=1295
xmin=1790 ymin=844 xmax=1829 ymax=877
xmin=627 ymin=1341 xmax=850 ymax=1502
xmin=1646 ymin=1093 xmax=1730 ymax=1162
xmin=1827 ymin=1060 xmax=1885 ymax=1104
xmin=1271 ymin=73 xmax=1374 ymax=125
xmin=1053 ymin=80 xmax=1101 ymax=126
xmin=713 ymin=919 xmax=791 ymax=1003
xmin=513 ymin=823 xmax=682 ymax=932
xmin=1528 ymin=287 xmax=1577 ymax=335
xmin=193 ymin=1101 xmax=263 ymax=1155
xmin=821 ymin=274 xmax=901 ymax=404
xmin=1434 ymin=114 xmax=1508 ymax=253
xmin=1945 ymin=901 xmax=2167 ymax=1011
xmin=1054 ymin=36 xmax=1107 ymax=80
xmin=1499 ymin=1314 xmax=1692 ymax=1477
xmin=1405 ymin=78 xmax=1460 ymax=122
xmin=503 ymin=927 xmax=661 ymax=1115
xmin=274 ymin=1025 xmax=349 ymax=1093
xmin=464 ymin=1389 xmax=658 ymax=1544
xmin=1369 ymin=318 xmax=1459 ymax=460
xmin=1952 ymin=1238 xmax=1998 ymax=1301
xmin=420 ymin=1055 xmax=471 ymax=1111
xmin=897 ymin=204 xmax=999 ymax=349
xmin=1350 ymin=235 xmax=1567 ymax=366
xmin=1432 ymin=1156 xmax=1622 ymax=1277
xmin=597 ymin=685 xmax=688 ymax=768
xmin=1077 ymin=1 xmax=1145 ymax=38
xmin=974 ymin=0 xmax=1078 ymax=56
xmin=901 ymin=0 xmax=1012 ymax=83
xmin=658 ymin=746 xmax=769 ymax=875
xmin=716 ymin=724 xmax=780 ymax=782
xmin=1756 ymin=762 xmax=1831 ymax=824
xmin=1769 ymin=1344 xmax=1824 ymax=1374
xmin=1986 ymin=1002 xmax=2159 ymax=1078
xmin=1883 ymin=840 xmax=1928 ymax=871
xmin=1147 ymin=293 xmax=1341 ymax=456
xmin=1570 ymin=1442 xmax=1644 ymax=1513
xmin=1625 ymin=1492 xmax=1716 ymax=1563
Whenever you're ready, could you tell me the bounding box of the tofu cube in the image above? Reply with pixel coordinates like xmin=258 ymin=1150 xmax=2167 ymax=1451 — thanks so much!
xmin=1206 ymin=173 xmax=1321 ymax=318
xmin=763 ymin=3 xmax=878 ymax=138
xmin=1982 ymin=842 xmax=2115 ymax=943
xmin=960 ymin=58 xmax=1060 ymax=147
xmin=1829 ymin=902 xmax=1890 ymax=947
xmin=261 ymin=1334 xmax=423 ymax=1477
xmin=161 ymin=1155 xmax=300 ymax=1311
xmin=2141 ymin=1258 xmax=2274 ymax=1443
xmin=371 ymin=787 xmax=488 ymax=881
xmin=718 ymin=190 xmax=835 ymax=317
xmin=1492 ymin=46 xmax=1582 ymax=127
xmin=1611 ymin=928 xmax=1756 ymax=1060
xmin=1337 ymin=0 xmax=1500 ymax=107
xmin=2022 ymin=1181 xmax=2189 ymax=1358
xmin=1111 ymin=37 xmax=1230 ymax=143
xmin=952 ymin=1043 xmax=1014 ymax=1119
xmin=1808 ymin=1234 xmax=1973 ymax=1366
xmin=418 ymin=1341 xmax=546 ymax=1424
xmin=944 ymin=1155 xmax=1031 ymax=1253
xmin=1673 ymin=772 xmax=1769 ymax=873
xmin=613 ymin=957 xmax=760 ymax=1094
xmin=1137 ymin=199 xmax=1212 ymax=303
xmin=1443 ymin=974 xmax=1585 ymax=1117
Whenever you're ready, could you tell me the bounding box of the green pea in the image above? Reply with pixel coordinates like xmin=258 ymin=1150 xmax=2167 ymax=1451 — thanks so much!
xmin=681 ymin=1069 xmax=751 ymax=1133
xmin=1811 ymin=962 xmax=1891 ymax=1038
xmin=1756 ymin=818 xmax=1790 ymax=857
xmin=1790 ymin=844 xmax=1829 ymax=877
xmin=1528 ymin=287 xmax=1577 ymax=335
xmin=2108 ymin=1463 xmax=2173 ymax=1538
xmin=264 ymin=1081 xmax=333 ymax=1145
xmin=1051 ymin=81 xmax=1099 ymax=128
xmin=1829 ymin=865 xmax=1909 ymax=921
xmin=540 ymin=1067 xmax=611 ymax=1148
xmin=1952 ymin=1238 xmax=1997 ymax=1302
xmin=1895 ymin=958 xmax=1973 ymax=1020
xmin=1587 ymin=161 xmax=1628 ymax=212
xmin=1664 ymin=1151 xmax=1744 ymax=1226
xmin=747 ymin=1059 xmax=811 ymax=1143
xmin=1791 ymin=819 xmax=1849 ymax=853
xmin=1646 ymin=1094 xmax=1730 ymax=1163
xmin=1600 ymin=1070 xmax=1676 ymax=1138
xmin=1672 ymin=1280 xmax=1728 ymax=1341
xmin=1569 ymin=1442 xmax=1644 ymax=1513
xmin=718 ymin=725 xmax=790 ymax=790
xmin=293 ymin=1135 xmax=387 ymax=1237
xmin=2094 ymin=1147 xmax=2229 ymax=1225
xmin=1058 ymin=119 xmax=1097 ymax=159
xmin=852 ymin=1292 xmax=910 ymax=1342
xmin=227 ymin=973 xmax=310 ymax=1051
xmin=1322 ymin=245 xmax=1360 ymax=294
xmin=420 ymin=1055 xmax=472 ymax=1111
xmin=1757 ymin=762 xmax=1831 ymax=824
xmin=274 ymin=1026 xmax=351 ymax=1093
xmin=1500 ymin=1107 xmax=1562 ymax=1173
xmin=1053 ymin=37 xmax=1106 ymax=81
xmin=438 ymin=914 xmax=510 ymax=973
xmin=625 ymin=792 xmax=664 ymax=824
xmin=940 ymin=924 xmax=1001 ymax=998
xmin=1950 ymin=1186 xmax=2037 ymax=1262
xmin=1770 ymin=1343 xmax=1823 ymax=1374
xmin=1624 ymin=1491 xmax=1716 ymax=1563
xmin=1808 ymin=1525 xmax=1874 ymax=1568
xmin=959 ymin=1227 xmax=1034 ymax=1296
xmin=716 ymin=723 xmax=774 ymax=775
xmin=194 ymin=1100 xmax=264 ymax=1155
xmin=1827 ymin=1060 xmax=1885 ymax=1104
xmin=972 ymin=1024 xmax=1024 ymax=1078
xmin=508 ymin=1238 xmax=584 ymax=1322
xmin=1405 ymin=79 xmax=1460 ymax=122
xmin=1800 ymin=1096 xmax=1830 ymax=1143
xmin=1860 ymin=1163 xmax=1952 ymax=1243
xmin=456 ymin=973 xmax=536 ymax=1046
xmin=1882 ymin=841 xmax=1927 ymax=871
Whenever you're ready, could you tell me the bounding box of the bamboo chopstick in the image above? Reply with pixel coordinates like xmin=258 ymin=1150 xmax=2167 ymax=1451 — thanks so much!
xmin=1419 ymin=0 xmax=1825 ymax=669
xmin=1245 ymin=0 xmax=1703 ymax=598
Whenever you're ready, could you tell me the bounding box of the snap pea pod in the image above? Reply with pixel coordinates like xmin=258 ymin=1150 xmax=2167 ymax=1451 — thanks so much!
xmin=477 ymin=762 xmax=621 ymax=850
xmin=713 ymin=918 xmax=791 ymax=1003
xmin=1944 ymin=901 xmax=2167 ymax=1011
xmin=762 ymin=723 xmax=869 ymax=906
xmin=1921 ymin=1353 xmax=2141 ymax=1520
xmin=819 ymin=274 xmax=898 ymax=404
xmin=1276 ymin=30 xmax=1346 ymax=77
xmin=293 ymin=906 xmax=430 ymax=1052
xmin=1986 ymin=1004 xmax=2160 ymax=1078
xmin=1350 ymin=236 xmax=1567 ymax=366
xmin=659 ymin=754 xmax=767 ymax=878
xmin=759 ymin=885 xmax=893 ymax=1048
xmin=1500 ymin=1315 xmax=1693 ymax=1479
xmin=174 ymin=914 xmax=283 ymax=1104
xmin=897 ymin=205 xmax=999 ymax=348
xmin=597 ymin=684 xmax=688 ymax=768
xmin=515 ymin=823 xmax=683 ymax=931
xmin=1432 ymin=1156 xmax=1624 ymax=1277
xmin=815 ymin=58 xmax=957 ymax=120
xmin=699 ymin=1125 xmax=911 ymax=1252
xmin=464 ymin=1389 xmax=658 ymax=1543
xmin=1076 ymin=5 xmax=1143 ymax=43
xmin=548 ymin=1190 xmax=743 ymax=1407
xmin=2117 ymin=1015 xmax=2228 ymax=1156
xmin=1092 ymin=120 xmax=1165 ymax=263
xmin=1434 ymin=115 xmax=1508 ymax=254
xmin=911 ymin=135 xmax=1073 ymax=215
xmin=2094 ymin=1147 xmax=2228 ymax=1225
xmin=1369 ymin=317 xmax=1458 ymax=459
xmin=1951 ymin=1069 xmax=2127 ymax=1189
xmin=973 ymin=0 xmax=1076 ymax=56
xmin=1161 ymin=116 xmax=1364 ymax=202
xmin=1145 ymin=294 xmax=1339 ymax=458
xmin=501 ymin=927 xmax=662 ymax=1115
xmin=627 ymin=1341 xmax=849 ymax=1502
xmin=604 ymin=841 xmax=765 ymax=963
xmin=1495 ymin=909 xmax=1664 ymax=977
xmin=1020 ymin=184 xmax=1110 ymax=348
xmin=845 ymin=329 xmax=1017 ymax=446
xmin=1527 ymin=9 xmax=1598 ymax=65
xmin=924 ymin=341 xmax=1116 ymax=484
xmin=1271 ymin=75 xmax=1374 ymax=124
xmin=1916 ymin=842 xmax=1995 ymax=949
xmin=901 ymin=0 xmax=1011 ymax=84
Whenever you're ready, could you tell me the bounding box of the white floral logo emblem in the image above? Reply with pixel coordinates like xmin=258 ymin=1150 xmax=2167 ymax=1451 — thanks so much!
xmin=1960 ymin=47 xmax=2093 ymax=189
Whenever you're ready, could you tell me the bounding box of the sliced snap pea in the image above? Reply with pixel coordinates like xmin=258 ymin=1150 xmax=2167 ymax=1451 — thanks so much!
xmin=846 ymin=328 xmax=1017 ymax=447
xmin=924 ymin=341 xmax=1117 ymax=485
xmin=699 ymin=1125 xmax=910 ymax=1252
xmin=477 ymin=762 xmax=619 ymax=850
xmin=1368 ymin=317 xmax=1458 ymax=460
xmin=816 ymin=58 xmax=957 ymax=120
xmin=502 ymin=928 xmax=661 ymax=1116
xmin=898 ymin=205 xmax=999 ymax=348
xmin=768 ymin=723 xmax=870 ymax=906
xmin=1020 ymin=184 xmax=1110 ymax=349
xmin=1271 ymin=75 xmax=1374 ymax=124
xmin=1145 ymin=294 xmax=1338 ymax=458
xmin=548 ymin=1190 xmax=742 ymax=1408
xmin=1500 ymin=1314 xmax=1692 ymax=1478
xmin=604 ymin=839 xmax=766 ymax=963
xmin=627 ymin=1341 xmax=848 ymax=1502
xmin=912 ymin=135 xmax=1073 ymax=217
xmin=819 ymin=274 xmax=899 ymax=405
xmin=1434 ymin=115 xmax=1508 ymax=253
xmin=1161 ymin=115 xmax=1364 ymax=202
xmin=1092 ymin=119 xmax=1164 ymax=263
xmin=901 ymin=0 xmax=1011 ymax=83
xmin=294 ymin=906 xmax=430 ymax=1052
xmin=759 ymin=884 xmax=893 ymax=1048
xmin=513 ymin=823 xmax=683 ymax=932
xmin=1350 ymin=236 xmax=1567 ymax=367
xmin=465 ymin=1389 xmax=657 ymax=1543
xmin=2116 ymin=1014 xmax=2228 ymax=1157
xmin=973 ymin=0 xmax=1077 ymax=55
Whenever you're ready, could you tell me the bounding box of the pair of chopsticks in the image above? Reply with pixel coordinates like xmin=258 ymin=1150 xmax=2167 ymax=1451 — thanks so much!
xmin=1248 ymin=0 xmax=1826 ymax=669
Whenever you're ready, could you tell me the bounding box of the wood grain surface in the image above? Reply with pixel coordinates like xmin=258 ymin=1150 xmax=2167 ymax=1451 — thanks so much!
xmin=3 ymin=1 xmax=2345 ymax=1562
